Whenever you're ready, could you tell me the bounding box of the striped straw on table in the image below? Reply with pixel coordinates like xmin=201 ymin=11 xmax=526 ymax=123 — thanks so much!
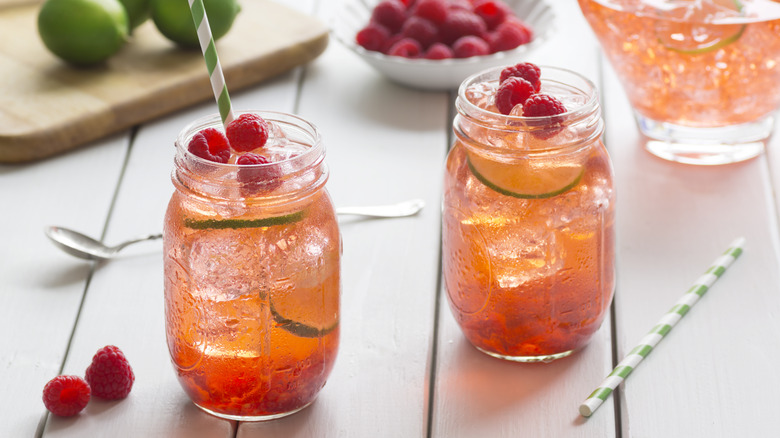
xmin=188 ymin=0 xmax=234 ymax=126
xmin=579 ymin=237 xmax=745 ymax=417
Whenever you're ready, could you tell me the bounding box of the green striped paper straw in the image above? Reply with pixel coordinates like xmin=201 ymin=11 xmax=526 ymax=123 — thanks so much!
xmin=579 ymin=237 xmax=745 ymax=417
xmin=188 ymin=0 xmax=234 ymax=126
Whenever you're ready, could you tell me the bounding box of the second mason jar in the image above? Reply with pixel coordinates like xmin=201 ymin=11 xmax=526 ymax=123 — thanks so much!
xmin=163 ymin=111 xmax=340 ymax=420
xmin=442 ymin=66 xmax=615 ymax=363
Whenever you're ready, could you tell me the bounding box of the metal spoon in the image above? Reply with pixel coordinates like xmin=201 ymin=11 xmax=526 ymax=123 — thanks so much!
xmin=45 ymin=199 xmax=425 ymax=261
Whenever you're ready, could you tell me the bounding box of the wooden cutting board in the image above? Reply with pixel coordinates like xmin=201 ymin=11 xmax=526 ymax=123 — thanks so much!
xmin=0 ymin=0 xmax=329 ymax=163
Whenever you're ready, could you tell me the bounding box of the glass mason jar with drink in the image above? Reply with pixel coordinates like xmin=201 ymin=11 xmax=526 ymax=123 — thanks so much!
xmin=578 ymin=0 xmax=780 ymax=165
xmin=163 ymin=111 xmax=340 ymax=420
xmin=442 ymin=64 xmax=616 ymax=363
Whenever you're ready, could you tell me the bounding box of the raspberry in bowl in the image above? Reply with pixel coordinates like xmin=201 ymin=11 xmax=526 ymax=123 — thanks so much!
xmin=331 ymin=0 xmax=555 ymax=90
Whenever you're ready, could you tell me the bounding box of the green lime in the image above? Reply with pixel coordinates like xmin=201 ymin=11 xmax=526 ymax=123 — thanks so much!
xmin=150 ymin=0 xmax=240 ymax=48
xmin=657 ymin=0 xmax=746 ymax=55
xmin=37 ymin=0 xmax=129 ymax=66
xmin=118 ymin=0 xmax=150 ymax=31
xmin=467 ymin=153 xmax=584 ymax=199
xmin=183 ymin=210 xmax=306 ymax=230
xmin=270 ymin=300 xmax=338 ymax=338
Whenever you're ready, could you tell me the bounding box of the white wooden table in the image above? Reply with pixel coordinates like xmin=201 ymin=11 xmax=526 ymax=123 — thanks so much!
xmin=3 ymin=1 xmax=780 ymax=436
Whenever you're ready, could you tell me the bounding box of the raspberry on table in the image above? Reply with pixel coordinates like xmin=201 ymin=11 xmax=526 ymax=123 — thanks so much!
xmin=439 ymin=9 xmax=487 ymax=45
xmin=424 ymin=42 xmax=454 ymax=59
xmin=452 ymin=35 xmax=490 ymax=58
xmin=411 ymin=0 xmax=448 ymax=24
xmin=371 ymin=0 xmax=407 ymax=33
xmin=401 ymin=16 xmax=439 ymax=49
xmin=226 ymin=113 xmax=270 ymax=153
xmin=85 ymin=345 xmax=135 ymax=400
xmin=489 ymin=19 xmax=533 ymax=53
xmin=187 ymin=128 xmax=230 ymax=163
xmin=523 ymin=93 xmax=567 ymax=117
xmin=356 ymin=23 xmax=391 ymax=52
xmin=500 ymin=61 xmax=541 ymax=91
xmin=472 ymin=0 xmax=511 ymax=30
xmin=387 ymin=37 xmax=423 ymax=58
xmin=42 ymin=375 xmax=91 ymax=417
xmin=495 ymin=77 xmax=536 ymax=115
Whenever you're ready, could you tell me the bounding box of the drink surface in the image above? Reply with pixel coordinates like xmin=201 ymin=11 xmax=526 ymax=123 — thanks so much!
xmin=443 ymin=73 xmax=615 ymax=360
xmin=164 ymin=190 xmax=340 ymax=418
xmin=578 ymin=0 xmax=780 ymax=126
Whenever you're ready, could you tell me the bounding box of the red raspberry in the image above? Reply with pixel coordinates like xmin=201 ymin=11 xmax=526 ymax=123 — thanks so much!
xmin=400 ymin=16 xmax=439 ymax=49
xmin=371 ymin=0 xmax=407 ymax=33
xmin=452 ymin=35 xmax=490 ymax=58
xmin=382 ymin=34 xmax=404 ymax=54
xmin=187 ymin=128 xmax=230 ymax=163
xmin=237 ymin=153 xmax=282 ymax=193
xmin=523 ymin=93 xmax=567 ymax=117
xmin=500 ymin=61 xmax=541 ymax=91
xmin=398 ymin=0 xmax=417 ymax=8
xmin=387 ymin=37 xmax=423 ymax=58
xmin=226 ymin=113 xmax=269 ymax=153
xmin=42 ymin=375 xmax=91 ymax=417
xmin=448 ymin=0 xmax=472 ymax=11
xmin=412 ymin=0 xmax=448 ymax=24
xmin=424 ymin=42 xmax=454 ymax=59
xmin=489 ymin=19 xmax=533 ymax=52
xmin=472 ymin=0 xmax=511 ymax=30
xmin=356 ymin=23 xmax=391 ymax=52
xmin=495 ymin=77 xmax=535 ymax=115
xmin=85 ymin=345 xmax=135 ymax=400
xmin=440 ymin=10 xmax=487 ymax=45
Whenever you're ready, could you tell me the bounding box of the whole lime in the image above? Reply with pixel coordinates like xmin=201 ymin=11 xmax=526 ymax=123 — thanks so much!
xmin=150 ymin=0 xmax=240 ymax=49
xmin=37 ymin=0 xmax=129 ymax=66
xmin=118 ymin=0 xmax=150 ymax=31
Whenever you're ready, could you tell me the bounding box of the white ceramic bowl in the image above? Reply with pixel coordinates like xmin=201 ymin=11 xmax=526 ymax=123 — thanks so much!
xmin=331 ymin=0 xmax=555 ymax=91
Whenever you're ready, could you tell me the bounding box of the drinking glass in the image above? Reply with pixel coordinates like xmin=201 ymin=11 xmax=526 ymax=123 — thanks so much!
xmin=163 ymin=111 xmax=340 ymax=420
xmin=442 ymin=66 xmax=616 ymax=362
xmin=578 ymin=0 xmax=780 ymax=165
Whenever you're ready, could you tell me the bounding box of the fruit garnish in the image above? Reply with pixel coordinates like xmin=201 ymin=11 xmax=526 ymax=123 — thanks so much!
xmin=499 ymin=62 xmax=541 ymax=91
xmin=236 ymin=152 xmax=282 ymax=194
xmin=37 ymin=0 xmax=129 ymax=66
xmin=495 ymin=76 xmax=535 ymax=115
xmin=523 ymin=93 xmax=567 ymax=117
xmin=184 ymin=210 xmax=306 ymax=230
xmin=424 ymin=42 xmax=455 ymax=59
xmin=452 ymin=35 xmax=491 ymax=58
xmin=226 ymin=113 xmax=269 ymax=153
xmin=371 ymin=0 xmax=408 ymax=33
xmin=85 ymin=345 xmax=135 ymax=400
xmin=187 ymin=128 xmax=230 ymax=163
xmin=42 ymin=375 xmax=91 ymax=417
xmin=270 ymin=300 xmax=339 ymax=338
xmin=488 ymin=18 xmax=533 ymax=52
xmin=467 ymin=153 xmax=584 ymax=199
xmin=656 ymin=0 xmax=746 ymax=55
xmin=356 ymin=23 xmax=391 ymax=52
xmin=387 ymin=38 xmax=424 ymax=57
xmin=150 ymin=0 xmax=240 ymax=48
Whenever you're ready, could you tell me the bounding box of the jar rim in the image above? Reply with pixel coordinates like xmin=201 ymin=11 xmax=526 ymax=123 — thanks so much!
xmin=456 ymin=65 xmax=600 ymax=125
xmin=175 ymin=110 xmax=323 ymax=170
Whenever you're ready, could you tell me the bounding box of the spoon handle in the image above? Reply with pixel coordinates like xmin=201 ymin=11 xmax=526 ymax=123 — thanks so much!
xmin=112 ymin=234 xmax=163 ymax=252
xmin=335 ymin=199 xmax=425 ymax=218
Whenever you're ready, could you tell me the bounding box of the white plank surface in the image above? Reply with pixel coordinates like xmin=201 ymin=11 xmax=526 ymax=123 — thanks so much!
xmin=4 ymin=0 xmax=780 ymax=437
xmin=603 ymin=55 xmax=780 ymax=435
xmin=0 ymin=137 xmax=127 ymax=437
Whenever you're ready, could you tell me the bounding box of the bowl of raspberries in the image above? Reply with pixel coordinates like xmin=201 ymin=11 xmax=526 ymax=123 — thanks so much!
xmin=331 ymin=0 xmax=554 ymax=90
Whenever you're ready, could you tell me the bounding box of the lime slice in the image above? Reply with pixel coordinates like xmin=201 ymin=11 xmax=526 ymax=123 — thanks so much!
xmin=270 ymin=301 xmax=338 ymax=338
xmin=184 ymin=210 xmax=305 ymax=230
xmin=656 ymin=0 xmax=746 ymax=55
xmin=467 ymin=153 xmax=584 ymax=199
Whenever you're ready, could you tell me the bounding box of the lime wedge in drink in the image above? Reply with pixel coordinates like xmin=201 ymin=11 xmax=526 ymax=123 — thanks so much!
xmin=184 ymin=210 xmax=305 ymax=230
xmin=270 ymin=301 xmax=338 ymax=338
xmin=467 ymin=153 xmax=584 ymax=199
xmin=656 ymin=0 xmax=746 ymax=55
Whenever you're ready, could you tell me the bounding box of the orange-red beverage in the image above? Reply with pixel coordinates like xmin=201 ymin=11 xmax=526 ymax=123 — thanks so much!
xmin=163 ymin=112 xmax=340 ymax=420
xmin=578 ymin=0 xmax=780 ymax=165
xmin=443 ymin=67 xmax=615 ymax=362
